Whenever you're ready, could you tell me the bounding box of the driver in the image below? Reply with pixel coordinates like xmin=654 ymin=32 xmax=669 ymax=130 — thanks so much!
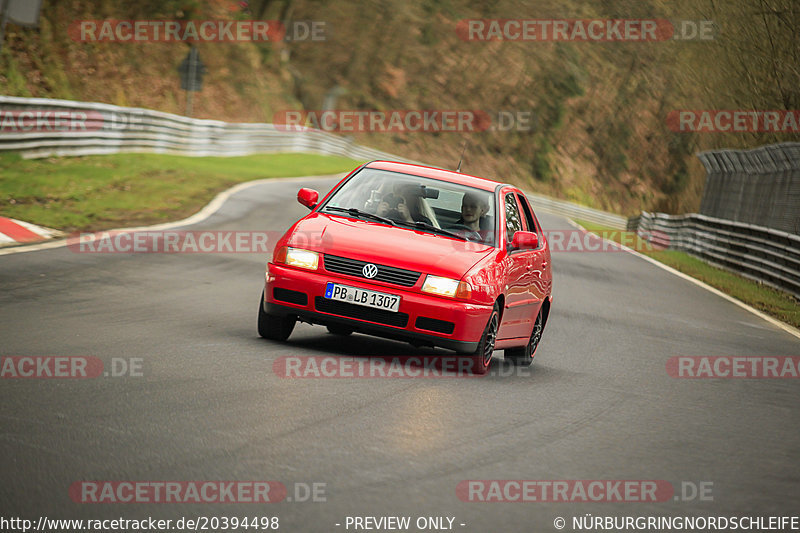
xmin=376 ymin=183 xmax=433 ymax=225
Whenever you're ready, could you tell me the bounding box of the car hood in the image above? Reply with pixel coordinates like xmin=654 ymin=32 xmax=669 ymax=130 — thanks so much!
xmin=288 ymin=213 xmax=495 ymax=278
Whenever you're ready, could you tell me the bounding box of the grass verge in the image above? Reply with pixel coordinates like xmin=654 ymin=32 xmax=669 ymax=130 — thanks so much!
xmin=0 ymin=152 xmax=362 ymax=232
xmin=576 ymin=219 xmax=800 ymax=330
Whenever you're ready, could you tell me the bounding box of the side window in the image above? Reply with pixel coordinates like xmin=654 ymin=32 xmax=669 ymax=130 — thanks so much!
xmin=516 ymin=193 xmax=537 ymax=234
xmin=504 ymin=193 xmax=522 ymax=243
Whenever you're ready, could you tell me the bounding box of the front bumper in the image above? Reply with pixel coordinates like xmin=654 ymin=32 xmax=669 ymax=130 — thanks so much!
xmin=264 ymin=262 xmax=492 ymax=353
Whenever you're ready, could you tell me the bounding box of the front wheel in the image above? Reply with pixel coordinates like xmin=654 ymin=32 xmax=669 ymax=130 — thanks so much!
xmin=504 ymin=307 xmax=544 ymax=366
xmin=469 ymin=303 xmax=499 ymax=375
xmin=258 ymin=290 xmax=296 ymax=341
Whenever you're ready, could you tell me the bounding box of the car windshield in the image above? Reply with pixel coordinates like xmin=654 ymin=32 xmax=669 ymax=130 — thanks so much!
xmin=320 ymin=168 xmax=497 ymax=246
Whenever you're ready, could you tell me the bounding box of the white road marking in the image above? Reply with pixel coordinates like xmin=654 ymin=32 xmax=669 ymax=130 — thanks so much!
xmin=567 ymin=218 xmax=800 ymax=341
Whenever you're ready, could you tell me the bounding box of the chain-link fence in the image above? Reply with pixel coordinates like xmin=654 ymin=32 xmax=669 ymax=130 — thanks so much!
xmin=698 ymin=143 xmax=800 ymax=235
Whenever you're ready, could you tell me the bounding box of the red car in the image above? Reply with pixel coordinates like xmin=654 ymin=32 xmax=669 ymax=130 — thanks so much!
xmin=258 ymin=161 xmax=553 ymax=374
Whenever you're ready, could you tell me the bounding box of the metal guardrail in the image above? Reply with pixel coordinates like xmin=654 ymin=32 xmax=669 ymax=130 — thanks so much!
xmin=525 ymin=192 xmax=627 ymax=230
xmin=628 ymin=211 xmax=800 ymax=299
xmin=0 ymin=95 xmax=629 ymax=230
xmin=0 ymin=95 xmax=411 ymax=162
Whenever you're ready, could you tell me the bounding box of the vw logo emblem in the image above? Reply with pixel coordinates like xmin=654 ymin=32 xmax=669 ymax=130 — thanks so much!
xmin=362 ymin=264 xmax=379 ymax=279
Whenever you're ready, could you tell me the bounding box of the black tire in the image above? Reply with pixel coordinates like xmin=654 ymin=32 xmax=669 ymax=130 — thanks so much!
xmin=258 ymin=291 xmax=296 ymax=341
xmin=326 ymin=324 xmax=353 ymax=336
xmin=504 ymin=307 xmax=544 ymax=366
xmin=469 ymin=303 xmax=499 ymax=375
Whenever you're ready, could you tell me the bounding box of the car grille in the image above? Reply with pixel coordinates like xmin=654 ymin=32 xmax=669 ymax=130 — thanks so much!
xmin=323 ymin=254 xmax=421 ymax=287
xmin=315 ymin=297 xmax=409 ymax=328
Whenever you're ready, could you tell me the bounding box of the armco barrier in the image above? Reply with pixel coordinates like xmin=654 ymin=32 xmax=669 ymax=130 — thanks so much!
xmin=0 ymin=95 xmax=628 ymax=230
xmin=526 ymin=192 xmax=627 ymax=230
xmin=629 ymin=211 xmax=800 ymax=299
xmin=0 ymin=95 xmax=408 ymax=162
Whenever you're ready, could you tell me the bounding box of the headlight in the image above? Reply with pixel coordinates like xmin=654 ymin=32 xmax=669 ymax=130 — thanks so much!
xmin=276 ymin=247 xmax=319 ymax=270
xmin=421 ymin=275 xmax=472 ymax=298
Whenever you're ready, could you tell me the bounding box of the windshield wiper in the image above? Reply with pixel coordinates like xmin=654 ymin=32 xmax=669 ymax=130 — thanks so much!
xmin=324 ymin=206 xmax=396 ymax=226
xmin=395 ymin=220 xmax=467 ymax=241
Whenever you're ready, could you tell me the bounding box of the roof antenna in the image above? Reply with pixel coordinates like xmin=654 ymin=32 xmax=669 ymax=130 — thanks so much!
xmin=455 ymin=140 xmax=467 ymax=172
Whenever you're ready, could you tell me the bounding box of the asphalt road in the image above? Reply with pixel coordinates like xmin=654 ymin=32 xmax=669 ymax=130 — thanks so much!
xmin=1 ymin=176 xmax=798 ymax=532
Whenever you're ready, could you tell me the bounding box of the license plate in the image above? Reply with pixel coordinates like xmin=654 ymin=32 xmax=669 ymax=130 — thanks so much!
xmin=324 ymin=282 xmax=401 ymax=312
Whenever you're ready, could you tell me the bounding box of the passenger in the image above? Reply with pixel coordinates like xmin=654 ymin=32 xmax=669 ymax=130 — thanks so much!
xmin=453 ymin=192 xmax=490 ymax=232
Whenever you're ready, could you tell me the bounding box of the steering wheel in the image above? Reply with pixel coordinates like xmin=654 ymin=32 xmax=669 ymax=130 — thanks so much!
xmin=447 ymin=224 xmax=483 ymax=242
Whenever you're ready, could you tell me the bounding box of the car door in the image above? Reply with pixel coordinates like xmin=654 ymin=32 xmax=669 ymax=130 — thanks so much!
xmin=516 ymin=192 xmax=550 ymax=315
xmin=497 ymin=190 xmax=534 ymax=341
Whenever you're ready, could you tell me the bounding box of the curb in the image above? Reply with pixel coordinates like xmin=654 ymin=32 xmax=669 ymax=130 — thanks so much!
xmin=0 ymin=217 xmax=63 ymax=247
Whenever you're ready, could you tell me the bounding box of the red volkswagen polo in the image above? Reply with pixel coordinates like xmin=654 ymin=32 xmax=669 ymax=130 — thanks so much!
xmin=258 ymin=161 xmax=553 ymax=374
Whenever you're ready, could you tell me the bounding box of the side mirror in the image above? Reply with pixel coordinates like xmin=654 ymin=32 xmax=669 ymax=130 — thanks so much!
xmin=297 ymin=188 xmax=319 ymax=210
xmin=511 ymin=231 xmax=538 ymax=250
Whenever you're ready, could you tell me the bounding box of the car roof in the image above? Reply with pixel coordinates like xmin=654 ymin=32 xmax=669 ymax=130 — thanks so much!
xmin=365 ymin=161 xmax=505 ymax=192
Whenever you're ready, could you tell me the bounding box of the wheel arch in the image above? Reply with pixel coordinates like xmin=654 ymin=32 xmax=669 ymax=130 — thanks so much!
xmin=540 ymin=297 xmax=551 ymax=330
xmin=495 ymin=294 xmax=505 ymax=322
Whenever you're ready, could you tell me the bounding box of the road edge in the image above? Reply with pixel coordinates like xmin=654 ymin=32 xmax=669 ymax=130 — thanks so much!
xmin=0 ymin=174 xmax=346 ymax=257
xmin=567 ymin=219 xmax=800 ymax=341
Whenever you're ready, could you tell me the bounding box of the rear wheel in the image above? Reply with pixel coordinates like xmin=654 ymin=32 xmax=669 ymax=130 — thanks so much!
xmin=258 ymin=291 xmax=296 ymax=341
xmin=469 ymin=303 xmax=499 ymax=375
xmin=504 ymin=307 xmax=544 ymax=366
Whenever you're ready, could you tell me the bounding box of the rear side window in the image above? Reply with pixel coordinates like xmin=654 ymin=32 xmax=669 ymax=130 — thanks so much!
xmin=504 ymin=193 xmax=522 ymax=243
xmin=516 ymin=193 xmax=538 ymax=234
